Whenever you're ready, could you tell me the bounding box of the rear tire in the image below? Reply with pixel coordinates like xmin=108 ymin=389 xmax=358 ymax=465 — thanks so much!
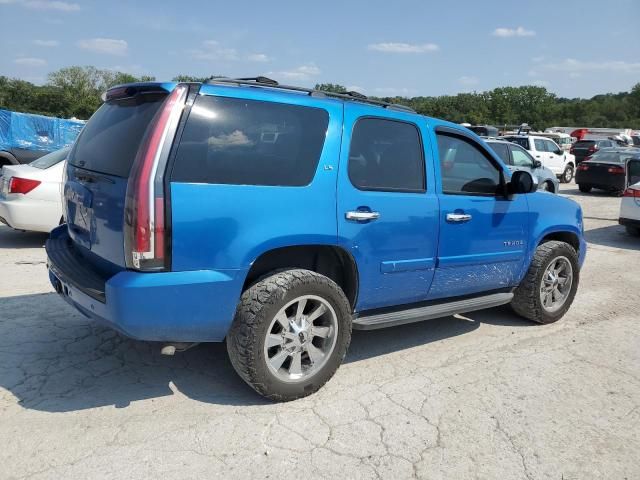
xmin=578 ymin=184 xmax=592 ymax=193
xmin=226 ymin=269 xmax=352 ymax=401
xmin=561 ymin=165 xmax=574 ymax=183
xmin=511 ymin=241 xmax=580 ymax=324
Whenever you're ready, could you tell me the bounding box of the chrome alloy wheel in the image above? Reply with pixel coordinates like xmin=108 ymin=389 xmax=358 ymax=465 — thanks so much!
xmin=263 ymin=295 xmax=338 ymax=383
xmin=539 ymin=256 xmax=573 ymax=313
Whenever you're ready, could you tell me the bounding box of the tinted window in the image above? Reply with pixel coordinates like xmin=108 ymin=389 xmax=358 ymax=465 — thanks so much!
xmin=632 ymin=137 xmax=640 ymax=147
xmin=574 ymin=141 xmax=595 ymax=149
xmin=629 ymin=160 xmax=640 ymax=186
xmin=511 ymin=146 xmax=534 ymax=167
xmin=589 ymin=152 xmax=630 ymax=163
xmin=488 ymin=142 xmax=510 ymax=164
xmin=30 ymin=147 xmax=70 ymax=169
xmin=503 ymin=137 xmax=529 ymax=150
xmin=171 ymin=96 xmax=329 ymax=186
xmin=348 ymin=118 xmax=424 ymax=192
xmin=69 ymin=93 xmax=166 ymax=177
xmin=437 ymin=134 xmax=501 ymax=195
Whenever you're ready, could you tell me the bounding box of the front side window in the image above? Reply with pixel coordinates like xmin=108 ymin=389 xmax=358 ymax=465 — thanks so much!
xmin=544 ymin=139 xmax=560 ymax=153
xmin=348 ymin=118 xmax=425 ymax=192
xmin=511 ymin=146 xmax=534 ymax=167
xmin=171 ymin=96 xmax=329 ymax=186
xmin=437 ymin=134 xmax=502 ymax=195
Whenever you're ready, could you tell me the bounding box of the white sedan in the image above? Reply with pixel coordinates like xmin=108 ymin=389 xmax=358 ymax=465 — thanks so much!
xmin=0 ymin=147 xmax=69 ymax=233
xmin=620 ymin=180 xmax=640 ymax=236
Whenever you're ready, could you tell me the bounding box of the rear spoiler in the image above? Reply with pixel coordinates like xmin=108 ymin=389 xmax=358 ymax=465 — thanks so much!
xmin=101 ymin=82 xmax=177 ymax=102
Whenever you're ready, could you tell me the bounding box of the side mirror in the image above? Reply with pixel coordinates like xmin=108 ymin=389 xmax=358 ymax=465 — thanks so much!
xmin=554 ymin=149 xmax=563 ymax=156
xmin=508 ymin=170 xmax=535 ymax=195
xmin=533 ymin=160 xmax=542 ymax=169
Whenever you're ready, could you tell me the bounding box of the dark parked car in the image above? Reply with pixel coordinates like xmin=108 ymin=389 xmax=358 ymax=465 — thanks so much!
xmin=575 ymin=148 xmax=640 ymax=194
xmin=570 ymin=139 xmax=616 ymax=164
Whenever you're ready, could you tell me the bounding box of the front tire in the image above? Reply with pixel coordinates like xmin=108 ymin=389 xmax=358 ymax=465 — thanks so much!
xmin=226 ymin=269 xmax=352 ymax=401
xmin=511 ymin=241 xmax=580 ymax=324
xmin=561 ymin=165 xmax=574 ymax=183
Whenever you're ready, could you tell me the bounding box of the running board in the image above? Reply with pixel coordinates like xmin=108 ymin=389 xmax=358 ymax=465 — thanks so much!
xmin=352 ymin=292 xmax=514 ymax=330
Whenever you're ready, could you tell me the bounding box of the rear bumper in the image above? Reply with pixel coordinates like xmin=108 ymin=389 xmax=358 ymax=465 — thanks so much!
xmin=0 ymin=197 xmax=60 ymax=232
xmin=46 ymin=226 xmax=245 ymax=342
xmin=575 ymin=173 xmax=625 ymax=191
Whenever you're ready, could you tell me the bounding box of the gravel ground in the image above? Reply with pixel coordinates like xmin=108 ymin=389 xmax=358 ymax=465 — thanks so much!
xmin=0 ymin=184 xmax=638 ymax=480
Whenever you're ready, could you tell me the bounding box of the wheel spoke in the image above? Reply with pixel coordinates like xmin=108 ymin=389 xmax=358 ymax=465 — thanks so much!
xmin=266 ymin=334 xmax=283 ymax=348
xmin=295 ymin=299 xmax=307 ymax=323
xmin=274 ymin=312 xmax=289 ymax=330
xmin=544 ymin=292 xmax=552 ymax=307
xmin=269 ymin=349 xmax=290 ymax=371
xmin=557 ymin=276 xmax=569 ymax=285
xmin=289 ymin=351 xmax=303 ymax=376
xmin=306 ymin=303 xmax=327 ymax=323
xmin=306 ymin=343 xmax=324 ymax=364
xmin=311 ymin=326 xmax=331 ymax=338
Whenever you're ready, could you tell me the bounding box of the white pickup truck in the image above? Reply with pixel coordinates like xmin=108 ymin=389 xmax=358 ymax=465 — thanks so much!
xmin=501 ymin=135 xmax=576 ymax=183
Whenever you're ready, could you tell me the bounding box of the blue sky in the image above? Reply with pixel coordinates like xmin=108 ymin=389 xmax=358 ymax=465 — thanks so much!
xmin=1 ymin=0 xmax=639 ymax=98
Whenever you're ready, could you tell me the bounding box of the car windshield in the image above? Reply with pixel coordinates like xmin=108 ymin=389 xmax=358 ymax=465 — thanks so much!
xmin=29 ymin=147 xmax=70 ymax=169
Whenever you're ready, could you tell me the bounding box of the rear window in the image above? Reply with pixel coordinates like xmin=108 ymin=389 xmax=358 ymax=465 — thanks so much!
xmin=503 ymin=137 xmax=529 ymax=150
xmin=68 ymin=93 xmax=166 ymax=177
xmin=588 ymin=152 xmax=628 ymax=163
xmin=171 ymin=96 xmax=329 ymax=186
xmin=30 ymin=147 xmax=69 ymax=169
xmin=574 ymin=141 xmax=595 ymax=148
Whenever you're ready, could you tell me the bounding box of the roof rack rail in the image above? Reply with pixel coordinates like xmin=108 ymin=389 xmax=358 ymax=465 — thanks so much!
xmin=204 ymin=77 xmax=415 ymax=113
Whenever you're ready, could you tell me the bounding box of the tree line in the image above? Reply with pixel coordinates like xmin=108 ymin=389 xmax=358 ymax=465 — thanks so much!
xmin=0 ymin=66 xmax=638 ymax=130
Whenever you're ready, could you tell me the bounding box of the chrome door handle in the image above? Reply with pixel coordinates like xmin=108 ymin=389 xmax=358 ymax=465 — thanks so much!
xmin=446 ymin=213 xmax=472 ymax=223
xmin=346 ymin=211 xmax=380 ymax=222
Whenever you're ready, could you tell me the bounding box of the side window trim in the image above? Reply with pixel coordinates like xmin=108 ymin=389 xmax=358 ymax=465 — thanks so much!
xmin=435 ymin=131 xmax=506 ymax=198
xmin=347 ymin=115 xmax=427 ymax=194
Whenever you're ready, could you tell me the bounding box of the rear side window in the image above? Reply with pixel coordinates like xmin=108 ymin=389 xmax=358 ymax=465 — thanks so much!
xmin=348 ymin=118 xmax=425 ymax=192
xmin=171 ymin=96 xmax=329 ymax=186
xmin=534 ymin=139 xmax=546 ymax=151
xmin=69 ymin=93 xmax=166 ymax=177
xmin=504 ymin=137 xmax=529 ymax=150
xmin=489 ymin=142 xmax=510 ymax=164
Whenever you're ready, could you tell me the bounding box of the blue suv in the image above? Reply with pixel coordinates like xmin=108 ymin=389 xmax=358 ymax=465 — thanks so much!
xmin=46 ymin=78 xmax=586 ymax=401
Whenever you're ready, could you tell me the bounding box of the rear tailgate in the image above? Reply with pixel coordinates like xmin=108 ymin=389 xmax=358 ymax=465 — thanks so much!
xmin=65 ymin=86 xmax=170 ymax=270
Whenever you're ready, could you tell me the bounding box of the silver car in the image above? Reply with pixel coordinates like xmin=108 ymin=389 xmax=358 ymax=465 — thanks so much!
xmin=486 ymin=139 xmax=560 ymax=193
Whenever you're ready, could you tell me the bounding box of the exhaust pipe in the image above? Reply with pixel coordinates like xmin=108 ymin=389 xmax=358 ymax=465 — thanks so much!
xmin=160 ymin=342 xmax=198 ymax=356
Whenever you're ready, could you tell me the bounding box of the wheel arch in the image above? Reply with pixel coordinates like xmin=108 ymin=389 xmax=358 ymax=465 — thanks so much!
xmin=0 ymin=151 xmax=18 ymax=166
xmin=243 ymin=244 xmax=359 ymax=310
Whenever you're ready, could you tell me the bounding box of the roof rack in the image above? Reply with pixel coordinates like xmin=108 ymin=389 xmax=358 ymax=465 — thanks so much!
xmin=204 ymin=76 xmax=416 ymax=113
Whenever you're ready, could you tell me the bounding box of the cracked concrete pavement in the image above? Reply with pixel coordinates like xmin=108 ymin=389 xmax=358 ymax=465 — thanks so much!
xmin=0 ymin=184 xmax=639 ymax=479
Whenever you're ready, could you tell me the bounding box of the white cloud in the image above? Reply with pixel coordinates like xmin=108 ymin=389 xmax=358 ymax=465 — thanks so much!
xmin=532 ymin=80 xmax=550 ymax=87
xmin=247 ymin=53 xmax=270 ymax=62
xmin=77 ymin=38 xmax=128 ymax=56
xmin=346 ymin=85 xmax=365 ymax=93
xmin=14 ymin=57 xmax=47 ymax=67
xmin=458 ymin=76 xmax=479 ymax=86
xmin=4 ymin=0 xmax=81 ymax=11
xmin=268 ymin=63 xmax=321 ymax=80
xmin=190 ymin=40 xmax=238 ymax=61
xmin=492 ymin=27 xmax=536 ymax=37
xmin=368 ymin=42 xmax=439 ymax=53
xmin=33 ymin=39 xmax=60 ymax=47
xmin=531 ymin=55 xmax=545 ymax=63
xmin=543 ymin=58 xmax=640 ymax=74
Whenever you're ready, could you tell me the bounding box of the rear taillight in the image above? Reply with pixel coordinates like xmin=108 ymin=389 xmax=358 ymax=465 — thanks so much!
xmin=577 ymin=164 xmax=589 ymax=171
xmin=608 ymin=166 xmax=625 ymax=175
xmin=9 ymin=177 xmax=41 ymax=194
xmin=125 ymin=84 xmax=188 ymax=271
xmin=623 ymin=188 xmax=640 ymax=198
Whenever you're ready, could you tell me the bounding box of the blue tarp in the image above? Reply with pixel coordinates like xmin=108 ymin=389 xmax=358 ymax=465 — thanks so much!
xmin=0 ymin=109 xmax=85 ymax=153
